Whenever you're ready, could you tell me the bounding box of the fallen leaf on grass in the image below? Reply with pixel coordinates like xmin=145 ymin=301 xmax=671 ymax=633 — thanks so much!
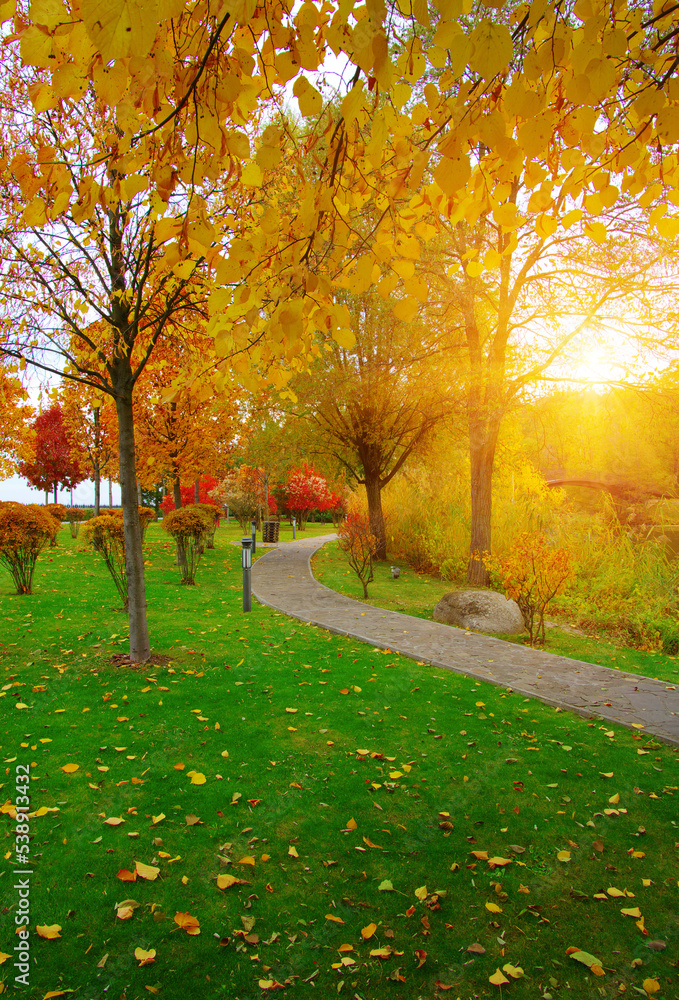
xmin=557 ymin=850 xmax=571 ymax=862
xmin=117 ymin=868 xmax=137 ymax=882
xmin=287 ymin=846 xmax=299 ymax=858
xmin=378 ymin=879 xmax=394 ymax=891
xmin=135 ymin=861 xmax=160 ymax=881
xmin=434 ymin=982 xmax=456 ymax=990
xmin=326 ymin=914 xmax=344 ymax=923
xmin=116 ymin=900 xmax=139 ymax=920
xmin=217 ymin=873 xmax=249 ymax=890
xmin=415 ymin=949 xmax=427 ymax=968
xmin=258 ymin=981 xmax=285 ymax=991
xmin=134 ymin=947 xmax=155 ymax=966
xmin=285 ymin=708 xmax=297 ymax=714
xmin=488 ymin=856 xmax=513 ymax=869
xmin=485 ymin=902 xmax=502 ymax=913
xmin=361 ymin=923 xmax=377 ymax=940
xmin=60 ymin=763 xmax=78 ymax=773
xmin=503 ymin=963 xmax=524 ymax=979
xmin=467 ymin=943 xmax=486 ymax=954
xmin=173 ymin=762 xmax=185 ymax=770
xmin=567 ymin=948 xmax=605 ymax=976
xmin=151 ymin=813 xmax=165 ymax=826
xmin=370 ymin=947 xmax=392 ymax=959
xmin=414 ymin=885 xmax=427 ymax=901
xmin=0 ymin=951 xmax=11 ymax=964
xmin=174 ymin=911 xmax=200 ymax=935
xmin=36 ymin=925 xmax=61 ymax=939
xmin=104 ymin=817 xmax=125 ymax=827
xmin=346 ymin=817 xmax=357 ymax=830
xmin=642 ymin=978 xmax=661 ymax=994
xmin=186 ymin=770 xmax=206 ymax=785
xmin=489 ymin=969 xmax=509 ymax=986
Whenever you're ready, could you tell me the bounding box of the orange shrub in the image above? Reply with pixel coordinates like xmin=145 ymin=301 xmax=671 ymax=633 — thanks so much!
xmin=337 ymin=510 xmax=378 ymax=599
xmin=484 ymin=532 xmax=573 ymax=647
xmin=0 ymin=502 xmax=60 ymax=594
xmin=83 ymin=514 xmax=127 ymax=608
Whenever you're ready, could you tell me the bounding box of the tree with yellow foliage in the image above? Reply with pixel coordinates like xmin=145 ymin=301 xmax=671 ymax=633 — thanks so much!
xmin=4 ymin=0 xmax=679 ymax=656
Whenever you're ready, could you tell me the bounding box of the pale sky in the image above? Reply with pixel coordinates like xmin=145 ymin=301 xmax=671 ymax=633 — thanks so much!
xmin=0 ymin=474 xmax=121 ymax=506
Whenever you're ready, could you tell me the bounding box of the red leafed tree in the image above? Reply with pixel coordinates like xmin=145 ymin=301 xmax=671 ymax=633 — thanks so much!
xmin=19 ymin=405 xmax=85 ymax=503
xmin=160 ymin=475 xmax=220 ymax=515
xmin=283 ymin=464 xmax=333 ymax=530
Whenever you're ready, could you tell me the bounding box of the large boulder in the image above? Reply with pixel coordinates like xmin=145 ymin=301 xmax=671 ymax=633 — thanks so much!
xmin=433 ymin=590 xmax=525 ymax=634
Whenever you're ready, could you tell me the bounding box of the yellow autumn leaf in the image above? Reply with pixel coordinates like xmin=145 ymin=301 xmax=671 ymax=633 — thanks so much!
xmin=151 ymin=813 xmax=165 ymax=825
xmin=293 ymin=75 xmax=322 ymax=117
xmin=288 ymin=846 xmax=299 ymax=858
xmin=60 ymin=763 xmax=79 ymax=773
xmin=361 ymin=922 xmax=377 ymax=939
xmin=239 ymin=855 xmax=256 ymax=866
xmin=104 ymin=816 xmax=125 ymax=826
xmin=485 ymin=902 xmax=502 ymax=913
xmin=620 ymin=907 xmax=642 ymax=918
xmin=503 ymin=963 xmax=524 ymax=979
xmin=36 ymin=924 xmax=61 ymax=939
xmin=134 ymin=861 xmax=160 ymax=880
xmin=187 ymin=770 xmax=206 ymax=784
xmin=556 ymin=850 xmax=571 ymax=862
xmin=469 ymin=20 xmax=512 ymax=79
xmin=414 ymin=885 xmax=427 ymax=900
xmin=134 ymin=946 xmax=156 ymax=966
xmin=489 ymin=968 xmax=510 ymax=985
xmin=642 ymin=978 xmax=661 ymax=994
xmin=326 ymin=913 xmax=344 ymax=923
xmin=0 ymin=951 xmax=10 ymax=964
xmin=346 ymin=817 xmax=357 ymax=830
xmin=174 ymin=911 xmax=200 ymax=935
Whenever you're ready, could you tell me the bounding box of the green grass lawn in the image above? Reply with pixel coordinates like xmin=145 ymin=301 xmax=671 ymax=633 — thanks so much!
xmin=1 ymin=525 xmax=678 ymax=1000
xmin=312 ymin=542 xmax=679 ymax=687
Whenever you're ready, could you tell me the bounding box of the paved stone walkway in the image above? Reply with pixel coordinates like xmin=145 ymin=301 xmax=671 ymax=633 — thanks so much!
xmin=252 ymin=534 xmax=679 ymax=747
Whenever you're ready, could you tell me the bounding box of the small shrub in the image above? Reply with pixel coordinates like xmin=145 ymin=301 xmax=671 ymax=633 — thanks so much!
xmin=337 ymin=511 xmax=378 ymax=598
xmin=44 ymin=503 xmax=67 ymax=546
xmin=162 ymin=506 xmax=212 ymax=585
xmin=0 ymin=503 xmax=60 ymax=594
xmin=485 ymin=532 xmax=573 ymax=647
xmin=83 ymin=514 xmax=127 ymax=608
xmin=193 ymin=503 xmax=220 ymax=548
xmin=66 ymin=507 xmax=86 ymax=538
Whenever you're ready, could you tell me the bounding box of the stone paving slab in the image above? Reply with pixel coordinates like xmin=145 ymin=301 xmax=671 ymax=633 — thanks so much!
xmin=251 ymin=534 xmax=679 ymax=747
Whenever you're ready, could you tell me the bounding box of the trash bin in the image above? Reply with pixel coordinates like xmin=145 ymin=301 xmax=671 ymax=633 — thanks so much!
xmin=262 ymin=521 xmax=280 ymax=543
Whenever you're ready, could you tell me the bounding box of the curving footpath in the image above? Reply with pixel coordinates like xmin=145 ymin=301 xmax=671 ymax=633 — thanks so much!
xmin=251 ymin=534 xmax=679 ymax=747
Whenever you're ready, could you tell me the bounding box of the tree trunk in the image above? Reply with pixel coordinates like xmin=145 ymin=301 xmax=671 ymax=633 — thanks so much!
xmin=53 ymin=483 xmax=57 ymax=503
xmin=364 ymin=470 xmax=387 ymax=561
xmin=109 ymin=478 xmax=113 ymax=508
xmin=466 ymin=414 xmax=501 ymax=586
xmin=194 ymin=477 xmax=200 ymax=504
xmin=93 ymin=406 xmax=101 ymax=518
xmin=113 ymin=370 xmax=151 ymax=662
xmin=137 ymin=477 xmax=142 ymax=506
xmin=173 ymin=472 xmax=181 ymax=510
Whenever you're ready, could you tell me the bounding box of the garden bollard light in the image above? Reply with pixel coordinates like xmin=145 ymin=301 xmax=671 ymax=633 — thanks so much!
xmin=251 ymin=519 xmax=256 ymax=554
xmin=292 ymin=517 xmax=296 ymax=539
xmin=241 ymin=537 xmax=252 ymax=613
xmin=391 ymin=566 xmax=400 ymax=579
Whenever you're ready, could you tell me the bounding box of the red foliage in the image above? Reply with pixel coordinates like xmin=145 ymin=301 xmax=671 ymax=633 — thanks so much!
xmin=160 ymin=475 xmax=220 ymax=515
xmin=19 ymin=405 xmax=85 ymax=499
xmin=283 ymin=464 xmax=333 ymax=527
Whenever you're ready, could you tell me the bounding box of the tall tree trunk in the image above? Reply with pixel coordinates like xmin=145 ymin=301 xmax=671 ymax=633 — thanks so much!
xmin=109 ymin=478 xmax=113 ymax=508
xmin=53 ymin=483 xmax=57 ymax=503
xmin=93 ymin=406 xmax=101 ymax=517
xmin=466 ymin=412 xmax=501 ymax=586
xmin=364 ymin=470 xmax=387 ymax=561
xmin=113 ymin=366 xmax=151 ymax=662
xmin=137 ymin=477 xmax=142 ymax=506
xmin=93 ymin=464 xmax=100 ymax=518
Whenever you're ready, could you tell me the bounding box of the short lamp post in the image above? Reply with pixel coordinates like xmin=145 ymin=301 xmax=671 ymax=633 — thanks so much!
xmin=241 ymin=537 xmax=252 ymax=613
xmin=292 ymin=516 xmax=296 ymax=539
xmin=251 ymin=519 xmax=257 ymax=554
